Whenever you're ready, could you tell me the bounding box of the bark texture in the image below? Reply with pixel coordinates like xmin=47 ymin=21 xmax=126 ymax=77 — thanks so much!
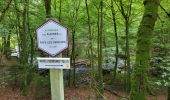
xmin=97 ymin=0 xmax=104 ymax=99
xmin=20 ymin=0 xmax=30 ymax=96
xmin=110 ymin=0 xmax=119 ymax=81
xmin=44 ymin=0 xmax=51 ymax=18
xmin=130 ymin=0 xmax=160 ymax=99
xmin=85 ymin=0 xmax=94 ymax=87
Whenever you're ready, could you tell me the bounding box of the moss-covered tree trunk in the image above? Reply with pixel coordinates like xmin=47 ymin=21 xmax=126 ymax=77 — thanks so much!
xmin=97 ymin=0 xmax=104 ymax=99
xmin=6 ymin=30 xmax=11 ymax=58
xmin=2 ymin=36 xmax=6 ymax=55
xmin=130 ymin=0 xmax=160 ymax=100
xmin=20 ymin=0 xmax=30 ymax=96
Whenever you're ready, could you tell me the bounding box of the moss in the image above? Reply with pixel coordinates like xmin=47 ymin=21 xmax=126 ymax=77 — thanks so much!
xmin=130 ymin=92 xmax=146 ymax=100
xmin=130 ymin=0 xmax=160 ymax=99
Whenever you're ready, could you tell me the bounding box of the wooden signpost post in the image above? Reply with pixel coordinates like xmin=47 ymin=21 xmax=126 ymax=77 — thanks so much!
xmin=36 ymin=19 xmax=69 ymax=100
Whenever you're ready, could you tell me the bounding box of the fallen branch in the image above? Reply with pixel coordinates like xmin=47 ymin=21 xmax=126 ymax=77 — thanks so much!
xmin=104 ymin=86 xmax=129 ymax=99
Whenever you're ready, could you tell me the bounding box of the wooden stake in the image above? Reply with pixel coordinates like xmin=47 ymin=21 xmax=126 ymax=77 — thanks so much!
xmin=50 ymin=69 xmax=64 ymax=100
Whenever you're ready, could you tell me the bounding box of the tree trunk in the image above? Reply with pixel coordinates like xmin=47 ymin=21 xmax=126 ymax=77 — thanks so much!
xmin=30 ymin=35 xmax=34 ymax=65
xmin=85 ymin=0 xmax=94 ymax=88
xmin=118 ymin=0 xmax=132 ymax=91
xmin=20 ymin=0 xmax=30 ymax=96
xmin=72 ymin=29 xmax=76 ymax=87
xmin=14 ymin=0 xmax=22 ymax=63
xmin=168 ymin=86 xmax=170 ymax=100
xmin=125 ymin=19 xmax=131 ymax=91
xmin=69 ymin=0 xmax=80 ymax=87
xmin=59 ymin=0 xmax=62 ymax=22
xmin=44 ymin=0 xmax=51 ymax=18
xmin=2 ymin=36 xmax=6 ymax=55
xmin=54 ymin=0 xmax=57 ymax=16
xmin=97 ymin=0 xmax=104 ymax=99
xmin=110 ymin=0 xmax=119 ymax=81
xmin=6 ymin=30 xmax=11 ymax=58
xmin=130 ymin=0 xmax=160 ymax=99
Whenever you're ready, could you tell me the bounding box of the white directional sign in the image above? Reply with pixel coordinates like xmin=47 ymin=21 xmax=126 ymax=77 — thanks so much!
xmin=36 ymin=19 xmax=68 ymax=56
xmin=37 ymin=58 xmax=70 ymax=69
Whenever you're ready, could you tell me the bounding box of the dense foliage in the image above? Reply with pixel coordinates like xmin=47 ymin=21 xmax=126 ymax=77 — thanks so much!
xmin=0 ymin=0 xmax=170 ymax=99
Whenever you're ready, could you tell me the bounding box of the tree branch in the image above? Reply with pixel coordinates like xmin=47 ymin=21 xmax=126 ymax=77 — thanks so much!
xmin=160 ymin=4 xmax=170 ymax=18
xmin=0 ymin=0 xmax=13 ymax=22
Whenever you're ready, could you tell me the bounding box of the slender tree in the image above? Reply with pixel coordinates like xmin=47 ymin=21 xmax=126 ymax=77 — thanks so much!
xmin=1 ymin=36 xmax=6 ymax=55
xmin=30 ymin=34 xmax=34 ymax=65
xmin=97 ymin=0 xmax=104 ymax=99
xmin=115 ymin=0 xmax=132 ymax=91
xmin=5 ymin=30 xmax=11 ymax=58
xmin=130 ymin=0 xmax=160 ymax=99
xmin=59 ymin=0 xmax=62 ymax=22
xmin=110 ymin=0 xmax=119 ymax=81
xmin=44 ymin=0 xmax=51 ymax=18
xmin=168 ymin=87 xmax=170 ymax=100
xmin=69 ymin=0 xmax=80 ymax=87
xmin=19 ymin=0 xmax=30 ymax=95
xmin=14 ymin=0 xmax=22 ymax=64
xmin=85 ymin=0 xmax=95 ymax=87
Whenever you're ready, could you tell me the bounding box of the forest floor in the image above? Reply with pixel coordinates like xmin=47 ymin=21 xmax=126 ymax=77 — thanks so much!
xmin=0 ymin=84 xmax=167 ymax=100
xmin=0 ymin=55 xmax=168 ymax=100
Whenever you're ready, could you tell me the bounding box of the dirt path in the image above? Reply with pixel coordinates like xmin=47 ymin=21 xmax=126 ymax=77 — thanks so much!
xmin=0 ymin=54 xmax=18 ymax=89
xmin=0 ymin=54 xmax=18 ymax=66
